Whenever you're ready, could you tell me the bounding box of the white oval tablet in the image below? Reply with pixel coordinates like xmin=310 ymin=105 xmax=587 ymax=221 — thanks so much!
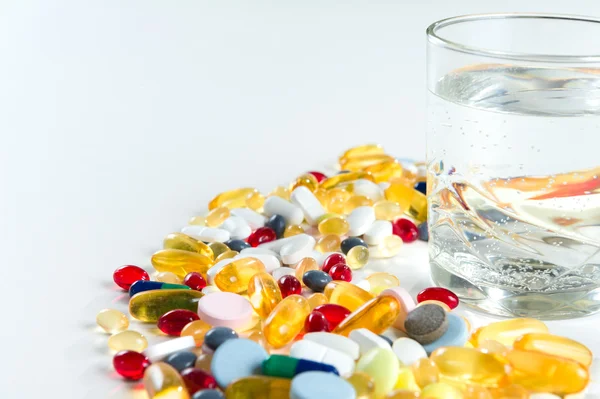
xmin=290 ymin=186 xmax=326 ymax=225
xmin=304 ymin=332 xmax=360 ymax=360
xmin=353 ymin=179 xmax=384 ymax=201
xmin=363 ymin=220 xmax=393 ymax=245
xmin=392 ymin=337 xmax=427 ymax=366
xmin=220 ymin=216 xmax=252 ymax=240
xmin=143 ymin=336 xmax=196 ymax=362
xmin=347 ymin=206 xmax=376 ymax=236
xmin=230 ymin=208 xmax=266 ymax=229
xmin=258 ymin=233 xmax=311 ymax=252
xmin=290 ymin=340 xmax=355 ymax=376
xmin=349 ymin=328 xmax=391 ymax=356
xmin=263 ymin=196 xmax=304 ymax=225
xmin=181 ymin=226 xmax=230 ymax=243
xmin=280 ymin=234 xmax=316 ymax=265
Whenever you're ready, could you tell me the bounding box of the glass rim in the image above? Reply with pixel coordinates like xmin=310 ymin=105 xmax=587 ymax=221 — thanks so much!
xmin=426 ymin=13 xmax=600 ymax=63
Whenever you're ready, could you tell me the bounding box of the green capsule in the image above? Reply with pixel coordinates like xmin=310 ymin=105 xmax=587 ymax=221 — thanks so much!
xmin=129 ymin=289 xmax=203 ymax=322
xmin=262 ymin=355 xmax=299 ymax=379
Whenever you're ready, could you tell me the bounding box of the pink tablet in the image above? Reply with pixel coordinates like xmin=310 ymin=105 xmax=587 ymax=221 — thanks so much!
xmin=197 ymin=291 xmax=254 ymax=331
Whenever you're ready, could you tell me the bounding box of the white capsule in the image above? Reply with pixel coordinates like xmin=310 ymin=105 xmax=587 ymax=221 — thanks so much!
xmin=290 ymin=186 xmax=326 ymax=225
xmin=143 ymin=336 xmax=196 ymax=362
xmin=263 ymin=196 xmax=304 ymax=225
xmin=290 ymin=340 xmax=355 ymax=377
xmin=259 ymin=233 xmax=313 ymax=252
xmin=181 ymin=226 xmax=230 ymax=243
xmin=240 ymin=247 xmax=280 ymax=260
xmin=347 ymin=206 xmax=376 ymax=236
xmin=349 ymin=328 xmax=391 ymax=356
xmin=280 ymin=234 xmax=316 ymax=265
xmin=207 ymin=258 xmax=235 ymax=284
xmin=304 ymin=332 xmax=360 ymax=360
xmin=271 ymin=266 xmax=296 ymax=280
xmin=391 ymin=337 xmax=427 ymax=366
xmin=363 ymin=220 xmax=393 ymax=245
xmin=234 ymin=253 xmax=280 ymax=273
xmin=230 ymin=208 xmax=266 ymax=229
xmin=220 ymin=216 xmax=252 ymax=240
xmin=353 ymin=179 xmax=384 ymax=201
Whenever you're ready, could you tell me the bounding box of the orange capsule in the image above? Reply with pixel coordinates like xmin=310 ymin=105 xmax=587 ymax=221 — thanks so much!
xmin=320 ymin=171 xmax=375 ymax=190
xmin=365 ymin=160 xmax=404 ymax=183
xmin=339 ymin=144 xmax=385 ymax=165
xmin=340 ymin=154 xmax=395 ymax=172
xmin=411 ymin=358 xmax=439 ymax=388
xmin=333 ymin=295 xmax=400 ymax=336
xmin=513 ymin=333 xmax=592 ymax=367
xmin=475 ymin=318 xmax=548 ymax=347
xmin=263 ymin=295 xmax=310 ymax=348
xmin=430 ymin=347 xmax=506 ymax=387
xmin=247 ymin=272 xmax=283 ymax=319
xmin=384 ymin=182 xmax=427 ymax=222
xmin=214 ymin=257 xmax=266 ymax=294
xmin=208 ymin=187 xmax=258 ymax=210
xmin=290 ymin=173 xmax=320 ymax=192
xmin=205 ymin=206 xmax=231 ymax=227
xmin=324 ymin=281 xmax=374 ymax=312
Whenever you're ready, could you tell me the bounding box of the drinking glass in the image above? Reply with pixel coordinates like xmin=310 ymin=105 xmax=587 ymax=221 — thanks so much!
xmin=426 ymin=14 xmax=600 ymax=318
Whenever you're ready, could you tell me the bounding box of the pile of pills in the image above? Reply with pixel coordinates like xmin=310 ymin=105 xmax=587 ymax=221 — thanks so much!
xmin=96 ymin=144 xmax=595 ymax=399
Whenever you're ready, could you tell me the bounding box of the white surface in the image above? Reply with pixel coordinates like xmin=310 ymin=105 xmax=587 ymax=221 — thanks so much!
xmin=2 ymin=1 xmax=600 ymax=398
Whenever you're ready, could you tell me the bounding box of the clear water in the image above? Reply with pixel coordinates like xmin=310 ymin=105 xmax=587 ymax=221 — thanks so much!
xmin=427 ymin=65 xmax=600 ymax=318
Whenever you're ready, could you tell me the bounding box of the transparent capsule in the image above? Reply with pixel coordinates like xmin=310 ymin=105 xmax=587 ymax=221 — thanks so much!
xmin=268 ymin=186 xmax=291 ymax=200
xmin=246 ymin=191 xmax=265 ymax=211
xmin=129 ymin=289 xmax=204 ymax=322
xmin=326 ymin=188 xmax=353 ymax=214
xmin=373 ymin=200 xmax=404 ymax=221
xmin=318 ymin=216 xmax=350 ymax=236
xmin=163 ymin=232 xmax=213 ymax=258
xmin=180 ymin=319 xmax=212 ymax=347
xmin=343 ymin=195 xmax=374 ymax=214
xmin=464 ymin=385 xmax=494 ymax=399
xmin=155 ymin=271 xmax=183 ymax=284
xmin=346 ymin=372 xmax=376 ymax=399
xmin=420 ymin=382 xmax=463 ymax=399
xmin=489 ymin=384 xmax=529 ymax=399
xmin=313 ymin=188 xmax=328 ymax=207
xmin=315 ymin=234 xmax=342 ymax=253
xmin=143 ymin=362 xmax=190 ymax=399
xmin=346 ymin=245 xmax=369 ymax=270
xmin=339 ymin=144 xmax=385 ymax=165
xmin=513 ymin=333 xmax=592 ymax=367
xmin=108 ymin=330 xmax=148 ymax=352
xmin=366 ymin=272 xmax=400 ymax=295
xmin=263 ymin=294 xmax=310 ymax=348
xmin=195 ymin=352 xmax=213 ymax=373
xmin=324 ymin=281 xmax=374 ymax=312
xmin=214 ymin=250 xmax=238 ymax=263
xmin=394 ymin=367 xmax=420 ymax=391
xmin=384 ymin=183 xmax=428 ymax=222
xmin=307 ymin=293 xmax=329 ymax=310
xmin=370 ymin=235 xmax=403 ymax=258
xmin=340 ymin=154 xmax=395 ymax=171
xmin=365 ymin=160 xmax=404 ymax=183
xmin=247 ymin=272 xmax=283 ymax=319
xmin=412 ymin=358 xmax=439 ymax=388
xmin=283 ymin=225 xmax=304 ymax=238
xmin=208 ymin=187 xmax=258 ymax=210
xmin=431 ymin=347 xmax=506 ymax=387
xmin=474 ymin=318 xmax=549 ymax=347
xmin=214 ymin=257 xmax=266 ymax=294
xmin=321 ymin=172 xmax=375 ymax=190
xmin=386 ymin=390 xmax=420 ymax=399
xmin=290 ymin=173 xmax=320 ymax=192
xmin=188 ymin=216 xmax=206 ymax=226
xmin=225 ymin=376 xmax=291 ymax=399
xmin=295 ymin=257 xmax=319 ymax=285
xmin=96 ymin=309 xmax=129 ymax=334
xmin=204 ymin=206 xmax=230 ymax=227
xmin=151 ymin=249 xmax=214 ymax=278
xmin=333 ymin=295 xmax=400 ymax=336
xmin=208 ymin=242 xmax=229 ymax=260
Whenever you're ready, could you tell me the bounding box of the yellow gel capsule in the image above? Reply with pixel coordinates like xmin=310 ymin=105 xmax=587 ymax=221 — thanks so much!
xmin=188 ymin=215 xmax=206 ymax=226
xmin=195 ymin=352 xmax=213 ymax=373
xmin=324 ymin=281 xmax=374 ymax=312
xmin=208 ymin=187 xmax=258 ymax=210
xmin=340 ymin=154 xmax=395 ymax=171
xmin=307 ymin=293 xmax=329 ymax=310
xmin=268 ymin=186 xmax=291 ymax=200
xmin=263 ymin=294 xmax=310 ymax=348
xmin=313 ymin=188 xmax=328 ymax=206
xmin=412 ymin=358 xmax=439 ymax=388
xmin=284 ymin=224 xmax=304 ymax=238
xmin=225 ymin=376 xmax=291 ymax=399
xmin=326 ymin=188 xmax=353 ymax=214
xmin=339 ymin=144 xmax=385 ymax=165
xmin=475 ymin=318 xmax=549 ymax=347
xmin=155 ymin=271 xmax=183 ymax=284
xmin=321 ymin=171 xmax=376 ymax=190
xmin=344 ymin=195 xmax=374 ymax=214
xmin=96 ymin=309 xmax=129 ymax=334
xmin=318 ymin=215 xmax=350 ymax=235
xmin=431 ymin=347 xmax=507 ymax=387
xmin=214 ymin=257 xmax=266 ymax=294
xmin=420 ymin=382 xmax=462 ymax=399
xmin=347 ymin=245 xmax=369 ymax=270
xmin=108 ymin=330 xmax=148 ymax=352
xmin=151 ymin=249 xmax=213 ymax=278
xmin=395 ymin=367 xmax=420 ymax=391
xmin=246 ymin=191 xmax=265 ymax=211
xmin=247 ymin=328 xmax=270 ymax=349
xmin=205 ymin=206 xmax=230 ymax=227
xmin=386 ymin=390 xmax=420 ymax=399
xmin=488 ymin=384 xmax=529 ymax=399
xmin=290 ymin=173 xmax=320 ymax=192
xmin=163 ymin=232 xmax=213 ymax=258
xmin=129 ymin=289 xmax=204 ymax=322
xmin=333 ymin=295 xmax=400 ymax=337
xmin=357 ymin=347 xmax=400 ymax=397
xmin=464 ymin=385 xmax=493 ymax=399
xmin=248 ymin=272 xmax=283 ymax=319
xmin=180 ymin=319 xmax=211 ymax=346
xmin=346 ymin=371 xmax=376 ymax=399
xmin=295 ymin=257 xmax=319 ymax=284
xmin=143 ymin=362 xmax=190 ymax=399
xmin=315 ymin=234 xmax=342 ymax=253
xmin=370 ymin=235 xmax=403 ymax=258
xmin=373 ymin=200 xmax=404 ymax=221
xmin=214 ymin=250 xmax=238 ymax=263
xmin=384 ymin=183 xmax=428 ymax=222
xmin=478 ymin=339 xmax=508 ymax=357
xmin=366 ymin=272 xmax=399 ymax=295
xmin=513 ymin=333 xmax=592 ymax=367
xmin=506 ymin=349 xmax=589 ymax=394
xmin=208 ymin=242 xmax=229 ymax=260
xmin=365 ymin=160 xmax=404 ymax=183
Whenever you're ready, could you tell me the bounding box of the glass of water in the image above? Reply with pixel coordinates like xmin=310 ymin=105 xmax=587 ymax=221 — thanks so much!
xmin=426 ymin=14 xmax=600 ymax=319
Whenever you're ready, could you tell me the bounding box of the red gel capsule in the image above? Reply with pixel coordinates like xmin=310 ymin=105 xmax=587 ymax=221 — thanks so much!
xmin=416 ymin=287 xmax=459 ymax=310
xmin=157 ymin=309 xmax=200 ymax=336
xmin=277 ymin=275 xmax=302 ymax=298
xmin=322 ymin=253 xmax=346 ymax=273
xmin=113 ymin=265 xmax=149 ymax=290
xmin=181 ymin=368 xmax=218 ymax=394
xmin=247 ymin=227 xmax=277 ymax=247
xmin=313 ymin=304 xmax=351 ymax=330
xmin=304 ymin=311 xmax=330 ymax=333
xmin=113 ymin=350 xmax=151 ymax=380
xmin=307 ymin=171 xmax=327 ymax=183
xmin=329 ymin=264 xmax=352 ymax=282
xmin=184 ymin=272 xmax=207 ymax=291
xmin=392 ymin=218 xmax=419 ymax=243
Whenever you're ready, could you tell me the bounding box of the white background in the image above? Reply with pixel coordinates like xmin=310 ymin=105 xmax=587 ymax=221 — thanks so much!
xmin=2 ymin=1 xmax=600 ymax=398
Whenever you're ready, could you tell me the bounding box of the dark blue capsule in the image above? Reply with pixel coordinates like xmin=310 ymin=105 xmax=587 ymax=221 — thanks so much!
xmin=204 ymin=327 xmax=239 ymax=351
xmin=414 ymin=181 xmax=427 ymax=195
xmin=340 ymin=237 xmax=367 ymax=255
xmin=337 ymin=170 xmax=351 ymax=174
xmin=225 ymin=239 xmax=251 ymax=252
xmin=379 ymin=335 xmax=393 ymax=346
xmin=164 ymin=350 xmax=197 ymax=372
xmin=302 ymin=270 xmax=332 ymax=293
xmin=295 ymin=358 xmax=339 ymax=375
xmin=418 ymin=222 xmax=429 ymax=241
xmin=129 ymin=280 xmax=163 ymax=297
xmin=265 ymin=214 xmax=286 ymax=238
xmin=192 ymin=390 xmax=225 ymax=399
